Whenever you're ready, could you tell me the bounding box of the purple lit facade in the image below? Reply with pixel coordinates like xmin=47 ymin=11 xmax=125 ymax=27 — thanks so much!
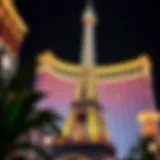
xmin=35 ymin=70 xmax=155 ymax=158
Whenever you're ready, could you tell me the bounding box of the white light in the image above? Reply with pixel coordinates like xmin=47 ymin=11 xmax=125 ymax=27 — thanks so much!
xmin=43 ymin=135 xmax=53 ymax=145
xmin=1 ymin=54 xmax=13 ymax=70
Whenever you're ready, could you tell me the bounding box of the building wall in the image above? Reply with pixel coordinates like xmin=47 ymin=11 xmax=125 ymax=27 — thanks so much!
xmin=35 ymin=53 xmax=156 ymax=158
xmin=98 ymin=75 xmax=155 ymax=157
xmin=0 ymin=0 xmax=28 ymax=80
xmin=0 ymin=0 xmax=28 ymax=54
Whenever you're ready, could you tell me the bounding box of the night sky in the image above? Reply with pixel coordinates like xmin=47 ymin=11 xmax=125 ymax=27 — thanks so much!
xmin=16 ymin=0 xmax=160 ymax=106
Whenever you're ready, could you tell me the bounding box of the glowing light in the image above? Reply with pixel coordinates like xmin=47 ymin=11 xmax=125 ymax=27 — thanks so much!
xmin=43 ymin=135 xmax=53 ymax=145
xmin=137 ymin=110 xmax=159 ymax=136
xmin=1 ymin=54 xmax=13 ymax=70
xmin=148 ymin=143 xmax=157 ymax=153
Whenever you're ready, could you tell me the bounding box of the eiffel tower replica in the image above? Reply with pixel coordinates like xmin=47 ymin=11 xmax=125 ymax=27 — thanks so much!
xmin=53 ymin=1 xmax=116 ymax=159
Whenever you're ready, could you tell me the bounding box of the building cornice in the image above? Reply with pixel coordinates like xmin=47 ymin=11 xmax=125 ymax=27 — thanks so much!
xmin=37 ymin=50 xmax=152 ymax=83
xmin=1 ymin=0 xmax=28 ymax=34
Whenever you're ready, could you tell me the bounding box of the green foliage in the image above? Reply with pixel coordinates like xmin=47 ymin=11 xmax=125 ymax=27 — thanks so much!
xmin=124 ymin=136 xmax=157 ymax=160
xmin=0 ymin=64 xmax=61 ymax=160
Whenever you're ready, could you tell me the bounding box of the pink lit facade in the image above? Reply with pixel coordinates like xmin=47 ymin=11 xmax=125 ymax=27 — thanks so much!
xmin=35 ymin=67 xmax=156 ymax=158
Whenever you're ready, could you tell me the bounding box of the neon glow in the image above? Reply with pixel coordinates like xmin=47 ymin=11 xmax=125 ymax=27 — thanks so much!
xmin=35 ymin=65 xmax=155 ymax=157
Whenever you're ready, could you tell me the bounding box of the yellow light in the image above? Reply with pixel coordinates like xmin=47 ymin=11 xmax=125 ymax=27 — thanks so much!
xmin=37 ymin=51 xmax=151 ymax=83
xmin=148 ymin=143 xmax=157 ymax=153
xmin=87 ymin=107 xmax=99 ymax=142
xmin=61 ymin=112 xmax=75 ymax=137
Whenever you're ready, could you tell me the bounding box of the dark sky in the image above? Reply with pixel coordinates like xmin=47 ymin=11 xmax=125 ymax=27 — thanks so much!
xmin=16 ymin=0 xmax=160 ymax=106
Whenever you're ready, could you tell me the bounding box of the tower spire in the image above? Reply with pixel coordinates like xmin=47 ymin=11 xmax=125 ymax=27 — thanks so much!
xmin=81 ymin=0 xmax=97 ymax=67
xmin=75 ymin=0 xmax=98 ymax=101
xmin=58 ymin=2 xmax=116 ymax=157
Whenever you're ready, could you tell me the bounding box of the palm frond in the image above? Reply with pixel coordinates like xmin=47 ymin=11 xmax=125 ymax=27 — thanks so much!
xmin=9 ymin=91 xmax=44 ymax=124
xmin=0 ymin=63 xmax=61 ymax=159
xmin=27 ymin=111 xmax=54 ymax=129
xmin=1 ymin=91 xmax=43 ymax=128
xmin=8 ymin=62 xmax=35 ymax=91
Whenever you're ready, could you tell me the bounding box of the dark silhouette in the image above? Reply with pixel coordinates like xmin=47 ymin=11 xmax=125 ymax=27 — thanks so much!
xmin=124 ymin=136 xmax=157 ymax=160
xmin=0 ymin=63 xmax=61 ymax=160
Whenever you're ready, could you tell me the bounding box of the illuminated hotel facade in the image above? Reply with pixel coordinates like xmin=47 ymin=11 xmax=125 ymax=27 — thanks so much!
xmin=0 ymin=0 xmax=28 ymax=79
xmin=0 ymin=0 xmax=156 ymax=158
xmin=36 ymin=52 xmax=156 ymax=158
xmin=35 ymin=2 xmax=156 ymax=158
